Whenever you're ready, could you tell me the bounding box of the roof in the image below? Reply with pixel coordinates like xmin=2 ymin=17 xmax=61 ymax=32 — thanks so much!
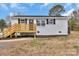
xmin=10 ymin=15 xmax=68 ymax=20
xmin=12 ymin=15 xmax=67 ymax=17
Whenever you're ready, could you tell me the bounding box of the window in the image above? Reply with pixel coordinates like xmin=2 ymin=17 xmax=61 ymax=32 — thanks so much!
xmin=37 ymin=20 xmax=45 ymax=26
xmin=49 ymin=19 xmax=54 ymax=24
xmin=37 ymin=20 xmax=40 ymax=26
xmin=46 ymin=19 xmax=56 ymax=24
xmin=18 ymin=18 xmax=27 ymax=24
xmin=20 ymin=19 xmax=25 ymax=23
xmin=41 ymin=20 xmax=45 ymax=26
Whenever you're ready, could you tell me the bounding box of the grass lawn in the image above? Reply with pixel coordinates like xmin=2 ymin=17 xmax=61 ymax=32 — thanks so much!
xmin=0 ymin=31 xmax=79 ymax=56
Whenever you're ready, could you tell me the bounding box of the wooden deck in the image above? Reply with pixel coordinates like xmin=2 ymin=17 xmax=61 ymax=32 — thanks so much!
xmin=3 ymin=24 xmax=36 ymax=38
xmin=15 ymin=24 xmax=36 ymax=32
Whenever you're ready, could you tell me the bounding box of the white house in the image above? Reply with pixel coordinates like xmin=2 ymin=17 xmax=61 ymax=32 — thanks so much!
xmin=3 ymin=15 xmax=69 ymax=38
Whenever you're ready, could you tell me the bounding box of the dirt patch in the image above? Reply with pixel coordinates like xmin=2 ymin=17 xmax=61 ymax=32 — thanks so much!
xmin=0 ymin=31 xmax=79 ymax=56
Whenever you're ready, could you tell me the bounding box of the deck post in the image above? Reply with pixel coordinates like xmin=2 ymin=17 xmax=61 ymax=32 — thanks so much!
xmin=10 ymin=34 xmax=12 ymax=38
xmin=15 ymin=32 xmax=17 ymax=38
xmin=34 ymin=33 xmax=36 ymax=40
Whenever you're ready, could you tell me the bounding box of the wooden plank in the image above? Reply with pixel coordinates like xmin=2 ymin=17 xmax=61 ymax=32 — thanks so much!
xmin=3 ymin=24 xmax=36 ymax=38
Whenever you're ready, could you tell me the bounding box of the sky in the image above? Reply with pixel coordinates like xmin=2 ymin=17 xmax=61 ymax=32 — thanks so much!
xmin=0 ymin=3 xmax=78 ymax=19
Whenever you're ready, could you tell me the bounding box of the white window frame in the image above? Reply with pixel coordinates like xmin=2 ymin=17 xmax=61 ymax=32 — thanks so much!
xmin=41 ymin=20 xmax=45 ymax=26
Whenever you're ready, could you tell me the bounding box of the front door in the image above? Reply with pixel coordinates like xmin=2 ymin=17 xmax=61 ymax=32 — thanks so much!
xmin=29 ymin=19 xmax=34 ymax=31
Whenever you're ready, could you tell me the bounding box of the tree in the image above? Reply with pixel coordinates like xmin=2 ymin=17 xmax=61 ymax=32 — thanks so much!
xmin=69 ymin=18 xmax=76 ymax=31
xmin=49 ymin=4 xmax=65 ymax=16
xmin=0 ymin=19 xmax=7 ymax=31
xmin=73 ymin=11 xmax=77 ymax=17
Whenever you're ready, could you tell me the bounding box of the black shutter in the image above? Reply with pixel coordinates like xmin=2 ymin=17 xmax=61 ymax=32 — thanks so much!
xmin=53 ymin=19 xmax=55 ymax=24
xmin=46 ymin=19 xmax=49 ymax=24
xmin=25 ymin=19 xmax=27 ymax=24
xmin=18 ymin=18 xmax=20 ymax=24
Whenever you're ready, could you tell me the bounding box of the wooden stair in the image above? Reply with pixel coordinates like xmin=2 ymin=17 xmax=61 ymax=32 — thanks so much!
xmin=3 ymin=24 xmax=17 ymax=38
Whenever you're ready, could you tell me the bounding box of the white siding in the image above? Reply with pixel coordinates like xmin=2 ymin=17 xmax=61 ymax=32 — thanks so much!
xmin=11 ymin=16 xmax=68 ymax=35
xmin=36 ymin=17 xmax=68 ymax=35
xmin=11 ymin=19 xmax=18 ymax=25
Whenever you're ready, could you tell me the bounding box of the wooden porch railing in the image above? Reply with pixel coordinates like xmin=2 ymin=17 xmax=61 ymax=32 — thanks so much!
xmin=3 ymin=24 xmax=36 ymax=38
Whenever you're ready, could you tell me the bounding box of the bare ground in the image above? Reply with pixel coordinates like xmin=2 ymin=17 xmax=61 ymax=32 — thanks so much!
xmin=0 ymin=31 xmax=79 ymax=56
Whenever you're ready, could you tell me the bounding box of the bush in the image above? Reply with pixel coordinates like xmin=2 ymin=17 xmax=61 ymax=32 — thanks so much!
xmin=69 ymin=18 xmax=76 ymax=31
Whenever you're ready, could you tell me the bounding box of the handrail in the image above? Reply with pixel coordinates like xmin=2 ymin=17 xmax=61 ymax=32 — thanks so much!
xmin=3 ymin=24 xmax=17 ymax=37
xmin=15 ymin=24 xmax=36 ymax=32
xmin=3 ymin=24 xmax=36 ymax=37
